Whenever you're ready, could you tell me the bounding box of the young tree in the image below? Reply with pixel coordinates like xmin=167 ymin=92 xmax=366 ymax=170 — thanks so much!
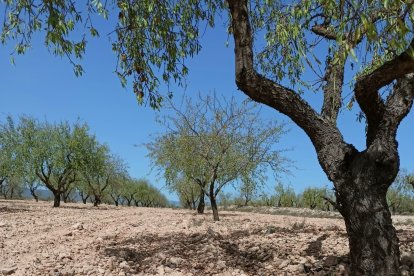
xmin=3 ymin=0 xmax=414 ymax=273
xmin=147 ymin=94 xmax=287 ymax=221
xmin=173 ymin=176 xmax=202 ymax=210
xmin=18 ymin=117 xmax=81 ymax=207
xmin=109 ymin=174 xmax=129 ymax=207
xmin=238 ymin=177 xmax=258 ymax=207
xmin=274 ymin=182 xmax=297 ymax=207
xmin=75 ymin=129 xmax=122 ymax=207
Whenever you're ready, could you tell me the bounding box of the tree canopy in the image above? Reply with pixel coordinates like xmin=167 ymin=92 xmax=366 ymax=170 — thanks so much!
xmin=147 ymin=93 xmax=288 ymax=221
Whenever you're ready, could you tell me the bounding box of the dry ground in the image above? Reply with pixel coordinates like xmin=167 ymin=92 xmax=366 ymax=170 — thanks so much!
xmin=0 ymin=200 xmax=413 ymax=276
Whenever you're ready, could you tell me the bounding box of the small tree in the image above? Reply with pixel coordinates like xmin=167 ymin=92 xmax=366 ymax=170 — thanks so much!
xmin=300 ymin=186 xmax=334 ymax=211
xmin=17 ymin=117 xmax=86 ymax=207
xmin=147 ymin=93 xmax=287 ymax=221
xmin=172 ymin=176 xmax=202 ymax=210
xmin=274 ymin=182 xmax=297 ymax=207
xmin=238 ymin=177 xmax=258 ymax=206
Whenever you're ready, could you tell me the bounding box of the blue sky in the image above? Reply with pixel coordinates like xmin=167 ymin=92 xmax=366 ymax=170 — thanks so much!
xmin=1 ymin=17 xmax=413 ymax=201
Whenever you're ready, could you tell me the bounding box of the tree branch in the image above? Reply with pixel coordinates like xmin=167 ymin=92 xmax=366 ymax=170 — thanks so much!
xmin=372 ymin=74 xmax=414 ymax=148
xmin=355 ymin=39 xmax=414 ymax=146
xmin=227 ymin=0 xmax=347 ymax=154
xmin=311 ymin=25 xmax=338 ymax=40
xmin=321 ymin=49 xmax=347 ymax=122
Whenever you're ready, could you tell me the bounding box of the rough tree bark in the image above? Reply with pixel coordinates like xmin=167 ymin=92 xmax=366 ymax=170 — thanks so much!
xmin=197 ymin=189 xmax=205 ymax=214
xmin=227 ymin=0 xmax=414 ymax=274
xmin=209 ymin=183 xmax=220 ymax=221
xmin=93 ymin=195 xmax=101 ymax=207
xmin=52 ymin=190 xmax=61 ymax=207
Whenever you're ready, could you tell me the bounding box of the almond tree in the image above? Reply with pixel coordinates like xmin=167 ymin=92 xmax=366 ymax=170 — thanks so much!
xmin=74 ymin=125 xmax=127 ymax=207
xmin=147 ymin=94 xmax=287 ymax=221
xmin=3 ymin=0 xmax=414 ymax=273
xmin=18 ymin=117 xmax=84 ymax=207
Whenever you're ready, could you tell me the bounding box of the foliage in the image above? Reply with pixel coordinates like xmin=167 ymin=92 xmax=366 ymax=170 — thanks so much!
xmin=3 ymin=1 xmax=412 ymax=106
xmin=147 ymin=93 xmax=288 ymax=220
xmin=299 ymin=186 xmax=334 ymax=211
xmin=274 ymin=182 xmax=297 ymax=207
xmin=121 ymin=178 xmax=168 ymax=207
xmin=0 ymin=116 xmax=22 ymax=198
xmin=172 ymin=176 xmax=201 ymax=210
xmin=387 ymin=170 xmax=414 ymax=214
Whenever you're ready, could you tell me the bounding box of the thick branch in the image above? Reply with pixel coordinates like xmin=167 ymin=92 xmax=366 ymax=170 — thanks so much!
xmin=321 ymin=49 xmax=347 ymax=122
xmin=227 ymin=0 xmax=343 ymax=151
xmin=311 ymin=25 xmax=338 ymax=40
xmin=355 ymin=39 xmax=414 ymax=146
xmin=373 ymin=74 xmax=414 ymax=147
xmin=227 ymin=0 xmax=358 ymax=182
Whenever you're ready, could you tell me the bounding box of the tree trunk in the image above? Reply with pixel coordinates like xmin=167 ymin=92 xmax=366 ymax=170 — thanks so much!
xmin=243 ymin=196 xmax=249 ymax=206
xmin=197 ymin=190 xmax=205 ymax=214
xmin=210 ymin=195 xmax=219 ymax=221
xmin=29 ymin=187 xmax=39 ymax=202
xmin=53 ymin=192 xmax=61 ymax=207
xmin=209 ymin=183 xmax=219 ymax=221
xmin=335 ymin=163 xmax=400 ymax=274
xmin=93 ymin=195 xmax=101 ymax=207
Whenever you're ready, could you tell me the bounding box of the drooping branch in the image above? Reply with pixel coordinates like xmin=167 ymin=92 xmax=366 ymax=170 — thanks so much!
xmin=355 ymin=39 xmax=414 ymax=146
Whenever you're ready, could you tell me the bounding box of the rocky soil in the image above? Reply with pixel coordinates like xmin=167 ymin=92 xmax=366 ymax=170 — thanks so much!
xmin=0 ymin=200 xmax=413 ymax=276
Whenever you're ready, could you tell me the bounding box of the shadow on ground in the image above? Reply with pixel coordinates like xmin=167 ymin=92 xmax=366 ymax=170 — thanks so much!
xmin=100 ymin=224 xmax=354 ymax=275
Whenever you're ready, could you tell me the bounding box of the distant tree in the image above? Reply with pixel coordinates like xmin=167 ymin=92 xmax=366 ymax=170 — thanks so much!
xmin=218 ymin=192 xmax=234 ymax=209
xmin=238 ymin=177 xmax=258 ymax=206
xmin=77 ymin=182 xmax=92 ymax=205
xmin=172 ymin=176 xmax=201 ymax=210
xmin=0 ymin=116 xmax=22 ymax=199
xmin=274 ymin=182 xmax=297 ymax=207
xmin=0 ymin=176 xmax=24 ymax=199
xmin=387 ymin=170 xmax=414 ymax=214
xmin=134 ymin=180 xmax=168 ymax=207
xmin=18 ymin=117 xmax=85 ymax=207
xmin=256 ymin=193 xmax=277 ymax=207
xmin=109 ymin=174 xmax=129 ymax=207
xmin=122 ymin=178 xmax=138 ymax=207
xmin=147 ymin=94 xmax=287 ymax=221
xmin=300 ymin=186 xmax=334 ymax=211
xmin=76 ymin=128 xmax=128 ymax=207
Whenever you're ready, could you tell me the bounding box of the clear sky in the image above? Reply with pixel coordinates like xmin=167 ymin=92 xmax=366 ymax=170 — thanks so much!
xmin=1 ymin=17 xmax=413 ymax=201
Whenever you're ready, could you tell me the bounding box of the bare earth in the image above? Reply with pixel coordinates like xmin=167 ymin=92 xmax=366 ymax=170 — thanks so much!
xmin=0 ymin=200 xmax=413 ymax=276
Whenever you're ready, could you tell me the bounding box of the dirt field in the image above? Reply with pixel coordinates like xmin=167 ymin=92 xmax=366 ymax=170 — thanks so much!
xmin=0 ymin=200 xmax=413 ymax=276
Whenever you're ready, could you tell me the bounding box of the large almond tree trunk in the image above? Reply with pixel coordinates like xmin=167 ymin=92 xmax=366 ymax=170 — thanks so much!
xmin=332 ymin=148 xmax=400 ymax=274
xmin=227 ymin=0 xmax=414 ymax=274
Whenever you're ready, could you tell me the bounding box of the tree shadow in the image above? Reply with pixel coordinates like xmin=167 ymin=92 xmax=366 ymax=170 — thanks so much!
xmin=0 ymin=206 xmax=33 ymax=213
xmin=101 ymin=228 xmax=279 ymax=274
xmin=304 ymin=234 xmax=329 ymax=258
